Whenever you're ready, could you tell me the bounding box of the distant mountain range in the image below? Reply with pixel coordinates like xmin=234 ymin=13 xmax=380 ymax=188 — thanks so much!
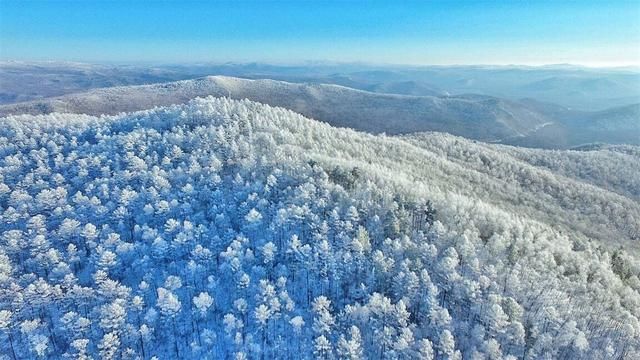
xmin=2 ymin=61 xmax=639 ymax=110
xmin=1 ymin=75 xmax=637 ymax=149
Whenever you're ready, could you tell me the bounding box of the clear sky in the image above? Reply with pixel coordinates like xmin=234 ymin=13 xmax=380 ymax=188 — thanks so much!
xmin=1 ymin=0 xmax=639 ymax=66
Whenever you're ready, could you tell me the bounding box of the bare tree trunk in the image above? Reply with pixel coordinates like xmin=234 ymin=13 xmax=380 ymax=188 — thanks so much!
xmin=173 ymin=318 xmax=180 ymax=357
xmin=8 ymin=332 xmax=17 ymax=360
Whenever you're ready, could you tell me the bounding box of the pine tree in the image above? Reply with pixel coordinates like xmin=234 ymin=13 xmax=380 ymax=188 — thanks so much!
xmin=337 ymin=326 xmax=363 ymax=360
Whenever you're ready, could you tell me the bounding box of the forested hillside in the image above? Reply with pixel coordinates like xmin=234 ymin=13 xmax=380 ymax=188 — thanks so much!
xmin=403 ymin=133 xmax=640 ymax=201
xmin=0 ymin=97 xmax=638 ymax=359
xmin=499 ymin=144 xmax=640 ymax=201
xmin=401 ymin=132 xmax=640 ymax=246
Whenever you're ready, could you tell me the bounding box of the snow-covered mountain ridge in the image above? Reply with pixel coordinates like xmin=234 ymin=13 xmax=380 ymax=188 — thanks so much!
xmin=0 ymin=76 xmax=552 ymax=141
xmin=2 ymin=76 xmax=637 ymax=149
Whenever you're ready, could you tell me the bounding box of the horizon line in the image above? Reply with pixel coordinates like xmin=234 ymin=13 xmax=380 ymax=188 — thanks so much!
xmin=2 ymin=59 xmax=639 ymax=70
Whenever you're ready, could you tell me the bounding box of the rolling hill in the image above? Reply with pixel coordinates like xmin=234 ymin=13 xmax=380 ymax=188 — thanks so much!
xmin=2 ymin=76 xmax=637 ymax=148
xmin=4 ymin=62 xmax=638 ymax=111
xmin=503 ymin=103 xmax=640 ymax=148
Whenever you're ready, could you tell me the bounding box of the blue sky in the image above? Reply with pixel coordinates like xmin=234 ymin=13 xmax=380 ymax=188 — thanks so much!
xmin=1 ymin=0 xmax=639 ymax=66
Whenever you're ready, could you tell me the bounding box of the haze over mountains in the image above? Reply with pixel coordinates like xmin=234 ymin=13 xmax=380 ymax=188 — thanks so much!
xmin=2 ymin=61 xmax=639 ymax=110
xmin=1 ymin=71 xmax=638 ymax=149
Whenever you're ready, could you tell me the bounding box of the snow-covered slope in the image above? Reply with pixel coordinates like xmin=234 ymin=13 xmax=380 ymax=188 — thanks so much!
xmin=0 ymin=61 xmax=195 ymax=104
xmin=402 ymin=132 xmax=640 ymax=202
xmin=505 ymin=103 xmax=640 ymax=149
xmin=3 ymin=61 xmax=639 ymax=111
xmin=1 ymin=97 xmax=638 ymax=359
xmin=498 ymin=143 xmax=640 ymax=201
xmin=0 ymin=76 xmax=557 ymax=142
xmin=2 ymin=76 xmax=637 ymax=149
